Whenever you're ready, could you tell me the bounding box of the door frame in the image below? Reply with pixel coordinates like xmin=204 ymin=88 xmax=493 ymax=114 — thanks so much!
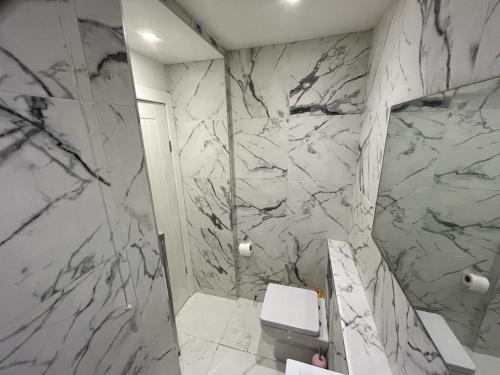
xmin=135 ymin=84 xmax=194 ymax=298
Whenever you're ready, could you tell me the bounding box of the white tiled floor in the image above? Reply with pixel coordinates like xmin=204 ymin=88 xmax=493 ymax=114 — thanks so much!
xmin=465 ymin=347 xmax=500 ymax=375
xmin=176 ymin=293 xmax=285 ymax=375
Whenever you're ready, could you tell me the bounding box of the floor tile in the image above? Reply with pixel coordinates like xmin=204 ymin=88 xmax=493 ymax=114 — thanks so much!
xmin=179 ymin=332 xmax=218 ymax=375
xmin=176 ymin=292 xmax=237 ymax=342
xmin=220 ymin=298 xmax=275 ymax=360
xmin=470 ymin=350 xmax=500 ymax=375
xmin=207 ymin=345 xmax=285 ymax=375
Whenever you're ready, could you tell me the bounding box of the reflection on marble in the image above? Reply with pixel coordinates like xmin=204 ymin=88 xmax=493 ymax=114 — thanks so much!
xmin=0 ymin=0 xmax=180 ymax=373
xmin=0 ymin=254 xmax=145 ymax=374
xmin=361 ymin=245 xmax=450 ymax=375
xmin=288 ymin=115 xmax=360 ymax=184
xmin=233 ymin=118 xmax=288 ymax=179
xmin=166 ymin=59 xmax=227 ymax=121
xmin=176 ymin=119 xmax=229 ymax=179
xmin=328 ymin=240 xmax=392 ymax=375
xmin=90 ymin=102 xmax=155 ymax=248
xmin=228 ymin=45 xmax=290 ymax=119
xmin=75 ymin=0 xmax=135 ymax=105
xmin=0 ymin=1 xmax=81 ymax=99
xmin=288 ymin=32 xmax=370 ymax=115
xmin=287 ymin=181 xmax=351 ymax=240
xmin=0 ymin=93 xmax=114 ymax=327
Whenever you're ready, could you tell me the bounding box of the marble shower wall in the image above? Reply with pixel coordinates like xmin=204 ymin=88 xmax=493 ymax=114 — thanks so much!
xmin=349 ymin=0 xmax=500 ymax=370
xmin=0 ymin=0 xmax=180 ymax=374
xmin=165 ymin=59 xmax=236 ymax=298
xmin=228 ymin=32 xmax=370 ymax=300
xmin=373 ymin=78 xmax=500 ymax=349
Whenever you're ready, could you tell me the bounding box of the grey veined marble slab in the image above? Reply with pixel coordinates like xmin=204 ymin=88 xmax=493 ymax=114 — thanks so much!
xmin=327 ymin=240 xmax=392 ymax=375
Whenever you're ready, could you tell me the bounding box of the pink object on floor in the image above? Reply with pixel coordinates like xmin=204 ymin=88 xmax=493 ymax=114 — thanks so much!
xmin=312 ymin=353 xmax=327 ymax=368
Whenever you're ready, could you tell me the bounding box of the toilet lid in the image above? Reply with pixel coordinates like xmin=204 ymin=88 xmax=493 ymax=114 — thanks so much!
xmin=260 ymin=284 xmax=320 ymax=336
xmin=417 ymin=311 xmax=476 ymax=375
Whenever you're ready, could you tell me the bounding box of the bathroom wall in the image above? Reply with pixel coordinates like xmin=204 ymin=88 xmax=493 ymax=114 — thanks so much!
xmin=0 ymin=0 xmax=179 ymax=373
xmin=165 ymin=59 xmax=236 ymax=298
xmin=130 ymin=50 xmax=169 ymax=91
xmin=349 ymin=0 xmax=500 ymax=372
xmin=228 ymin=32 xmax=371 ymax=300
xmin=373 ymin=78 xmax=500 ymax=349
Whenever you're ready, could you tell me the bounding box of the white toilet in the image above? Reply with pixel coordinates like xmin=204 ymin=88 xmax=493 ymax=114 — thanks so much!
xmin=260 ymin=283 xmax=329 ymax=364
xmin=417 ymin=310 xmax=476 ymax=375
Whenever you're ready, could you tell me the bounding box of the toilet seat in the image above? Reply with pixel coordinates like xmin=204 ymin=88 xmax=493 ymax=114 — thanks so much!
xmin=260 ymin=283 xmax=320 ymax=336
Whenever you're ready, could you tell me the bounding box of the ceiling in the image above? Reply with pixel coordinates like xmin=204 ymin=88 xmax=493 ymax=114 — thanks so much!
xmin=176 ymin=0 xmax=392 ymax=50
xmin=122 ymin=0 xmax=391 ymax=64
xmin=122 ymin=0 xmax=222 ymax=64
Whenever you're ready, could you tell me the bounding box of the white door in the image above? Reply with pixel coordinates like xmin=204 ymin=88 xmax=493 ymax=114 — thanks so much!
xmin=138 ymin=101 xmax=189 ymax=314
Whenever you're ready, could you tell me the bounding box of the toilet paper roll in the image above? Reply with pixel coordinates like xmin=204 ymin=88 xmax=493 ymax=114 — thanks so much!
xmin=462 ymin=272 xmax=490 ymax=294
xmin=238 ymin=242 xmax=252 ymax=257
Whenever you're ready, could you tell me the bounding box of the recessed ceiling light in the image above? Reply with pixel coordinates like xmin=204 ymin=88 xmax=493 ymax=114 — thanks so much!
xmin=139 ymin=31 xmax=161 ymax=43
xmin=285 ymin=0 xmax=300 ymax=4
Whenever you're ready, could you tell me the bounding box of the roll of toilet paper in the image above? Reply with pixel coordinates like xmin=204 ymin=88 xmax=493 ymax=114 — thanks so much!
xmin=238 ymin=242 xmax=252 ymax=257
xmin=462 ymin=272 xmax=490 ymax=294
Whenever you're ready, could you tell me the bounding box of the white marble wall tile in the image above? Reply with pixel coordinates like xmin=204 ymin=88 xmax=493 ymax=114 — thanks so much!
xmin=288 ymin=32 xmax=371 ymax=116
xmin=373 ymin=186 xmax=431 ymax=250
xmin=364 ymin=252 xmax=450 ymax=375
xmin=348 ymin=187 xmax=375 ymax=260
xmin=287 ymin=181 xmax=351 ymax=240
xmin=355 ymin=109 xmax=389 ymax=203
xmin=74 ymin=0 xmax=135 ymax=105
xmin=166 ymin=59 xmax=227 ymax=121
xmin=228 ymin=44 xmax=290 ymax=119
xmin=237 ymin=230 xmax=289 ymax=301
xmin=233 ymin=118 xmax=288 ymax=179
xmin=433 ymin=110 xmax=500 ymax=191
xmin=125 ymin=230 xmax=180 ymax=374
xmin=288 ymin=115 xmax=360 ymax=184
xmin=473 ymin=0 xmax=500 ymax=82
xmin=176 ymin=119 xmax=229 ymax=180
xmin=0 ymin=1 xmax=80 ymax=99
xmin=418 ymin=0 xmax=490 ymax=94
xmin=0 ymin=93 xmax=116 ymax=328
xmin=328 ymin=241 xmax=392 ymax=375
xmin=284 ymin=235 xmax=327 ymax=290
xmin=236 ymin=178 xmax=288 ymax=235
xmin=90 ymin=102 xmax=155 ymax=248
xmin=366 ymin=0 xmax=491 ymax=112
xmin=182 ymin=177 xmax=235 ymax=297
xmin=0 ymin=254 xmax=144 ymax=375
xmin=183 ymin=178 xmax=232 ymax=231
xmin=417 ymin=187 xmax=500 ymax=267
xmin=380 ymin=111 xmax=447 ymax=190
xmin=187 ymin=225 xmax=236 ymax=298
xmin=391 ymin=246 xmax=488 ymax=345
xmin=476 ymin=277 xmax=500 ymax=356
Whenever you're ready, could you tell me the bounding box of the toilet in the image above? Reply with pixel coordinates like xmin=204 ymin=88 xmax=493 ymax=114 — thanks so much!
xmin=417 ymin=310 xmax=476 ymax=375
xmin=260 ymin=283 xmax=328 ymax=364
